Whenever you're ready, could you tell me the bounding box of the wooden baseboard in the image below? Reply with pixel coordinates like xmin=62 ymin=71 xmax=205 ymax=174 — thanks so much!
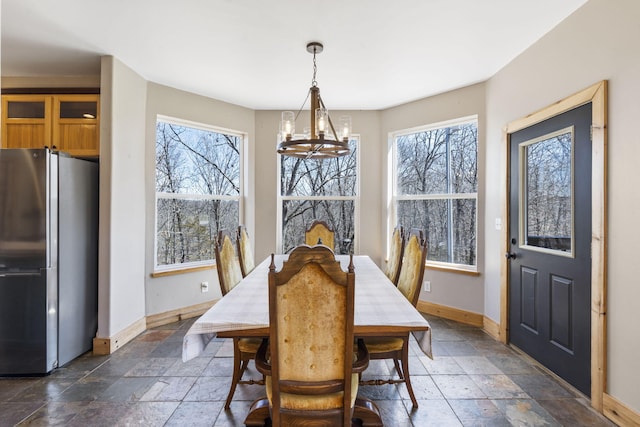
xmin=604 ymin=393 xmax=640 ymax=427
xmin=92 ymin=317 xmax=146 ymax=355
xmin=417 ymin=300 xmax=483 ymax=328
xmin=92 ymin=300 xmax=219 ymax=355
xmin=145 ymin=300 xmax=217 ymax=329
xmin=482 ymin=316 xmax=502 ymax=342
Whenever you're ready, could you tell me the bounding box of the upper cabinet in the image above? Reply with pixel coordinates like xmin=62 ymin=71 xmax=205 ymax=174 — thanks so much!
xmin=2 ymin=94 xmax=100 ymax=157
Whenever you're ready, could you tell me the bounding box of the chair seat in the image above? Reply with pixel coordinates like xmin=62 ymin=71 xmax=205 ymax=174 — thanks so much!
xmin=265 ymin=373 xmax=360 ymax=411
xmin=238 ymin=337 xmax=262 ymax=353
xmin=363 ymin=337 xmax=404 ymax=352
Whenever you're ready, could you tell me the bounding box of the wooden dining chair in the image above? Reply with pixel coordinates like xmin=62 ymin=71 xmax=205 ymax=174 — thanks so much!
xmin=361 ymin=228 xmax=427 ymax=408
xmin=236 ymin=225 xmax=255 ymax=278
xmin=214 ymin=230 xmax=263 ymax=409
xmin=254 ymin=245 xmax=374 ymax=426
xmin=384 ymin=225 xmax=405 ymax=286
xmin=304 ymin=219 xmax=335 ymax=250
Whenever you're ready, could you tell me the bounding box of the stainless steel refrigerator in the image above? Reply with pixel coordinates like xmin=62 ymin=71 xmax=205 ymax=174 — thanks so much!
xmin=0 ymin=148 xmax=98 ymax=375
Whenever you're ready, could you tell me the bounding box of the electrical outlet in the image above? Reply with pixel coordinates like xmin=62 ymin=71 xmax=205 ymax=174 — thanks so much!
xmin=200 ymin=281 xmax=209 ymax=293
xmin=423 ymin=280 xmax=431 ymax=292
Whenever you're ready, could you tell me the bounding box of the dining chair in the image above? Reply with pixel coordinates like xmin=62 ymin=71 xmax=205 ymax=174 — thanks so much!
xmin=214 ymin=230 xmax=263 ymax=409
xmin=304 ymin=219 xmax=335 ymax=250
xmin=236 ymin=225 xmax=255 ymax=278
xmin=384 ymin=225 xmax=405 ymax=286
xmin=254 ymin=245 xmax=374 ymax=426
xmin=361 ymin=228 xmax=427 ymax=408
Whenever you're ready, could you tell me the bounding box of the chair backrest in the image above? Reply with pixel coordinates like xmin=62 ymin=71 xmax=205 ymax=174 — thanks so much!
xmin=384 ymin=225 xmax=405 ymax=286
xmin=304 ymin=220 xmax=335 ymax=250
xmin=215 ymin=230 xmax=243 ymax=296
xmin=236 ymin=225 xmax=255 ymax=278
xmin=267 ymin=245 xmax=355 ymax=426
xmin=396 ymin=229 xmax=428 ymax=307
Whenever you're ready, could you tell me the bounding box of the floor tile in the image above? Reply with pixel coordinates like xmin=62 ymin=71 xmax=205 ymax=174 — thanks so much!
xmin=403 ymin=399 xmax=462 ymax=426
xmin=165 ymin=401 xmax=222 ymax=426
xmin=508 ymin=373 xmax=575 ymax=399
xmin=431 ymin=374 xmax=487 ymax=399
xmin=491 ymin=398 xmax=562 ymax=426
xmin=537 ymin=398 xmax=617 ymax=426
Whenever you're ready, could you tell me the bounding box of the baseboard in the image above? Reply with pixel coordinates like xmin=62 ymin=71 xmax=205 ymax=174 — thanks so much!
xmin=145 ymin=299 xmax=217 ymax=329
xmin=604 ymin=393 xmax=640 ymax=426
xmin=482 ymin=315 xmax=502 ymax=341
xmin=92 ymin=300 xmax=218 ymax=355
xmin=92 ymin=317 xmax=147 ymax=355
xmin=417 ymin=300 xmax=483 ymax=328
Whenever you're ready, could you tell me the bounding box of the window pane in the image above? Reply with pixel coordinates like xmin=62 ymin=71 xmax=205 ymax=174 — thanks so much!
xmin=396 ymin=122 xmax=477 ymax=195
xmin=523 ymin=130 xmax=572 ymax=252
xmin=397 ymin=198 xmax=476 ymax=266
xmin=280 ymin=140 xmax=357 ymax=197
xmin=156 ymin=198 xmax=239 ymax=266
xmin=156 ymin=121 xmax=240 ymax=196
xmin=282 ymin=199 xmax=354 ymax=255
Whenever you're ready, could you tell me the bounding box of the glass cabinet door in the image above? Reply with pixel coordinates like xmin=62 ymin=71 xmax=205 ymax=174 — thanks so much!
xmin=1 ymin=95 xmax=52 ymax=149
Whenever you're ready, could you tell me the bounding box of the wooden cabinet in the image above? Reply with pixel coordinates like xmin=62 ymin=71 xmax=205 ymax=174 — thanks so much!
xmin=2 ymin=94 xmax=100 ymax=157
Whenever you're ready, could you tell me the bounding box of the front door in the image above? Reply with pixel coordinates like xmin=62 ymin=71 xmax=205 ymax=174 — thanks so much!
xmin=508 ymin=103 xmax=592 ymax=396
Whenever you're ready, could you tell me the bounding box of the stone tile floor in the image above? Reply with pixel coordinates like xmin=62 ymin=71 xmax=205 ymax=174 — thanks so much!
xmin=0 ymin=314 xmax=616 ymax=426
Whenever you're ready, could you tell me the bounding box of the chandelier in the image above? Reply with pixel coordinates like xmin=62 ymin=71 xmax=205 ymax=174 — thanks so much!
xmin=277 ymin=42 xmax=352 ymax=159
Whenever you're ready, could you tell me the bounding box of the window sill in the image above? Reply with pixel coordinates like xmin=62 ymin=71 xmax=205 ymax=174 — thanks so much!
xmin=151 ymin=263 xmax=215 ymax=278
xmin=425 ymin=263 xmax=480 ymax=277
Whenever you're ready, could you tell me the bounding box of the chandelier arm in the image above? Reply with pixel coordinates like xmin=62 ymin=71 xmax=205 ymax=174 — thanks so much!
xmin=318 ymin=95 xmax=340 ymax=142
xmin=294 ymin=88 xmax=312 ymax=122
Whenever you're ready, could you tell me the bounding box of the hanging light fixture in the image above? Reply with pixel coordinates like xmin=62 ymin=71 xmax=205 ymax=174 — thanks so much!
xmin=277 ymin=42 xmax=352 ymax=158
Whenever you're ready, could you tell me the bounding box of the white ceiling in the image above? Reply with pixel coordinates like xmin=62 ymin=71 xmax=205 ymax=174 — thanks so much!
xmin=1 ymin=0 xmax=588 ymax=110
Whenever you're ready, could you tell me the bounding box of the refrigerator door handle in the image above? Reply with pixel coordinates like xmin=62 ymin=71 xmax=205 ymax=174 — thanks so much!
xmin=0 ymin=271 xmax=42 ymax=278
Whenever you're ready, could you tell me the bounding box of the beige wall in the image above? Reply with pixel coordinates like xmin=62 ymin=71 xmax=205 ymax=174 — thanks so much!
xmin=143 ymin=82 xmax=256 ymax=315
xmin=485 ymin=0 xmax=640 ymax=411
xmin=381 ymin=83 xmax=487 ymax=314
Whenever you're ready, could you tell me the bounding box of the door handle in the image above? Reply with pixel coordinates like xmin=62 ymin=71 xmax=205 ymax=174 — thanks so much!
xmin=505 ymin=252 xmax=517 ymax=260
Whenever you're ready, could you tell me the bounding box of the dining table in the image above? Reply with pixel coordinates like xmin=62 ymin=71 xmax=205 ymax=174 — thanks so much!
xmin=182 ymin=253 xmax=432 ymax=426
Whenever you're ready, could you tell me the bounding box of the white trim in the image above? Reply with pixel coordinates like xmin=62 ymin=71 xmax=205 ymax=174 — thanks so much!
xmin=153 ymin=115 xmax=245 ymax=272
xmin=389 ymin=116 xmax=479 ymax=268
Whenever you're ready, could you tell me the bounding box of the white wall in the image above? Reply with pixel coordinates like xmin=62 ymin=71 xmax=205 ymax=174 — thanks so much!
xmin=144 ymin=82 xmax=255 ymax=315
xmin=97 ymin=56 xmax=147 ymax=336
xmin=485 ymin=0 xmax=640 ymax=411
xmin=381 ymin=83 xmax=487 ymax=314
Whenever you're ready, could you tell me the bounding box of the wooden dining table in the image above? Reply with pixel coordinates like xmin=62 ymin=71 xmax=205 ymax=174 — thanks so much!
xmin=182 ymin=254 xmax=432 ymax=426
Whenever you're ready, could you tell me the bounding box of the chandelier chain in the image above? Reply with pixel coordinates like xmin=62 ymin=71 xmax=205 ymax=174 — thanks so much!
xmin=311 ymin=49 xmax=318 ymax=87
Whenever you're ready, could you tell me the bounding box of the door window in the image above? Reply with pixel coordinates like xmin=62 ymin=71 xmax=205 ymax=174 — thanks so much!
xmin=519 ymin=126 xmax=574 ymax=256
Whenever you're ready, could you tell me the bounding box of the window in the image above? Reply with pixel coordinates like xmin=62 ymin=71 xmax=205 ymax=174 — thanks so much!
xmin=278 ymin=138 xmax=359 ymax=254
xmin=391 ymin=116 xmax=478 ymax=268
xmin=155 ymin=116 xmax=243 ymax=271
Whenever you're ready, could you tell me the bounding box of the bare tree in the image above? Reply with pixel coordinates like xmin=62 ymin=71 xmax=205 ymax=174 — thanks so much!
xmin=396 ymin=122 xmax=477 ymax=265
xmin=280 ymin=141 xmax=357 ymax=254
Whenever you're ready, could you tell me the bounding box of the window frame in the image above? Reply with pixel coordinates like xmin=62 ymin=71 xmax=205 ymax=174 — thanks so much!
xmin=154 ymin=114 xmax=245 ymax=273
xmin=389 ymin=115 xmax=478 ymax=272
xmin=276 ymin=135 xmax=361 ymax=254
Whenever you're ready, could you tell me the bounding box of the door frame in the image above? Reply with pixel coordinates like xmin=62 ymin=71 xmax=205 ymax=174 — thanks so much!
xmin=499 ymin=80 xmax=607 ymax=410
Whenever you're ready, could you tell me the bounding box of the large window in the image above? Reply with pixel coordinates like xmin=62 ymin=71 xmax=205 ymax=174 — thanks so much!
xmin=278 ymin=138 xmax=359 ymax=254
xmin=155 ymin=116 xmax=243 ymax=271
xmin=392 ymin=117 xmax=478 ymax=268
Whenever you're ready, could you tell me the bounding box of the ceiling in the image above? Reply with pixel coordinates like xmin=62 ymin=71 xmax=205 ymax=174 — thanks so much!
xmin=1 ymin=0 xmax=588 ymax=110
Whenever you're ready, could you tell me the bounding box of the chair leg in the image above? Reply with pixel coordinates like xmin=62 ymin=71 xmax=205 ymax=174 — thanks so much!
xmin=401 ymin=340 xmax=418 ymax=409
xmin=224 ymin=338 xmax=243 ymax=410
xmin=392 ymin=359 xmax=403 ymax=379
